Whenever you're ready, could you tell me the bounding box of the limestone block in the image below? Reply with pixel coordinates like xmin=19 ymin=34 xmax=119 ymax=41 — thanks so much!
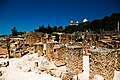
xmin=113 ymin=71 xmax=120 ymax=80
xmin=94 ymin=75 xmax=104 ymax=80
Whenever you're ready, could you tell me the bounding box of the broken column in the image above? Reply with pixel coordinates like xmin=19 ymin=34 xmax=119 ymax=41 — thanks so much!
xmin=82 ymin=56 xmax=89 ymax=80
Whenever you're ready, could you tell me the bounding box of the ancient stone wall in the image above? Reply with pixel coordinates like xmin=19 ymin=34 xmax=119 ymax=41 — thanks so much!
xmin=116 ymin=52 xmax=120 ymax=71
xmin=66 ymin=46 xmax=83 ymax=79
xmin=89 ymin=50 xmax=117 ymax=80
xmin=61 ymin=34 xmax=71 ymax=44
xmin=54 ymin=46 xmax=66 ymax=61
xmin=34 ymin=44 xmax=43 ymax=53
xmin=46 ymin=42 xmax=58 ymax=60
xmin=24 ymin=32 xmax=45 ymax=45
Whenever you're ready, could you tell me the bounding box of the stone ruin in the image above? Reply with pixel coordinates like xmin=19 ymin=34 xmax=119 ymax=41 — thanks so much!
xmin=45 ymin=41 xmax=59 ymax=61
xmin=89 ymin=48 xmax=119 ymax=80
xmin=0 ymin=31 xmax=120 ymax=80
xmin=66 ymin=46 xmax=83 ymax=79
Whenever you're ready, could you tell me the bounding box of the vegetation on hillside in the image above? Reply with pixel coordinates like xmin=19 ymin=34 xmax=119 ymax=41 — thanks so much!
xmin=64 ymin=13 xmax=120 ymax=33
xmin=10 ymin=13 xmax=120 ymax=36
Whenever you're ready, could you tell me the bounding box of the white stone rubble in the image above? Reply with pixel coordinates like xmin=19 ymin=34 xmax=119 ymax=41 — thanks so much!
xmin=0 ymin=53 xmax=62 ymax=80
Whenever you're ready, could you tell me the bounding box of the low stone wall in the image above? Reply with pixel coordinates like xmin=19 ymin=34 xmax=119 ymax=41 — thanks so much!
xmin=89 ymin=48 xmax=117 ymax=80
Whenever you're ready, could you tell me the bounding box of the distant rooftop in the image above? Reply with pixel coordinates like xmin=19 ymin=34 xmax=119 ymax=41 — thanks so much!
xmin=83 ymin=18 xmax=88 ymax=22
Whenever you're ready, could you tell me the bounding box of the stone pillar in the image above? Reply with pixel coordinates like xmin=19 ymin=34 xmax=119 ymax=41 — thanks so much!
xmin=83 ymin=56 xmax=89 ymax=80
xmin=113 ymin=71 xmax=120 ymax=80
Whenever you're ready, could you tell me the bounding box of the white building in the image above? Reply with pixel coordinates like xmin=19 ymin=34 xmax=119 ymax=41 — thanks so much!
xmin=83 ymin=18 xmax=88 ymax=22
xmin=70 ymin=21 xmax=79 ymax=26
xmin=76 ymin=21 xmax=79 ymax=26
xmin=70 ymin=21 xmax=74 ymax=26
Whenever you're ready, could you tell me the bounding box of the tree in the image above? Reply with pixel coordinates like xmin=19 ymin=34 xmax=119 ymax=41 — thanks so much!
xmin=47 ymin=24 xmax=53 ymax=34
xmin=34 ymin=25 xmax=46 ymax=33
xmin=53 ymin=26 xmax=57 ymax=32
xmin=33 ymin=13 xmax=120 ymax=33
xmin=11 ymin=27 xmax=17 ymax=36
xmin=41 ymin=25 xmax=46 ymax=33
xmin=57 ymin=26 xmax=63 ymax=32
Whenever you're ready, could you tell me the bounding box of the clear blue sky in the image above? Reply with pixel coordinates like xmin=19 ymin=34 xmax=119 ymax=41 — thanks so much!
xmin=0 ymin=0 xmax=120 ymax=35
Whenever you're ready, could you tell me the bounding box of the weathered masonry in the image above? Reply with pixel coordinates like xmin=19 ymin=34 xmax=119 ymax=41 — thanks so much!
xmin=66 ymin=46 xmax=83 ymax=79
xmin=89 ymin=48 xmax=119 ymax=80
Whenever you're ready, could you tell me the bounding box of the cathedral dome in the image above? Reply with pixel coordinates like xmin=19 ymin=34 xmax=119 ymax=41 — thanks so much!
xmin=83 ymin=18 xmax=88 ymax=22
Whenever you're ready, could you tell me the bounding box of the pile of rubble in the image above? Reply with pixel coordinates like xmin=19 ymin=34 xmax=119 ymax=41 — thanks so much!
xmin=0 ymin=53 xmax=67 ymax=80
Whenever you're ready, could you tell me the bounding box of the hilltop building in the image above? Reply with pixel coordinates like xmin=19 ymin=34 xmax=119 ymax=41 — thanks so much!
xmin=70 ymin=21 xmax=79 ymax=26
xmin=70 ymin=18 xmax=88 ymax=26
xmin=70 ymin=21 xmax=74 ymax=26
xmin=83 ymin=18 xmax=88 ymax=22
xmin=76 ymin=21 xmax=79 ymax=26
